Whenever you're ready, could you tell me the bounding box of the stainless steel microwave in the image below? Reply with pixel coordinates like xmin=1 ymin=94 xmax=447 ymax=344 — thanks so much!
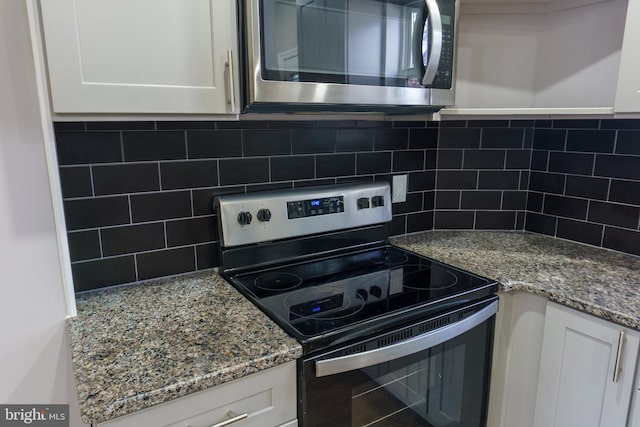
xmin=239 ymin=0 xmax=458 ymax=113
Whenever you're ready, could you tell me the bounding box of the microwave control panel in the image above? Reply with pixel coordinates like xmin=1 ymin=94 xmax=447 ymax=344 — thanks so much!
xmin=432 ymin=0 xmax=455 ymax=89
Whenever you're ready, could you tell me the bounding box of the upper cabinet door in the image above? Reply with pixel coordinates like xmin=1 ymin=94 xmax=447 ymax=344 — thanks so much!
xmin=39 ymin=0 xmax=239 ymax=114
xmin=615 ymin=0 xmax=640 ymax=113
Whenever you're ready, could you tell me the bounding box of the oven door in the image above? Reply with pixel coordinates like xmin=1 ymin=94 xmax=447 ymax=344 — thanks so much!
xmin=300 ymin=296 xmax=498 ymax=427
xmin=241 ymin=0 xmax=457 ymax=111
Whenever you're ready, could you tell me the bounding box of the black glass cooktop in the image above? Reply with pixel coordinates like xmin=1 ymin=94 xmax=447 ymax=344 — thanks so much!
xmin=224 ymin=245 xmax=498 ymax=354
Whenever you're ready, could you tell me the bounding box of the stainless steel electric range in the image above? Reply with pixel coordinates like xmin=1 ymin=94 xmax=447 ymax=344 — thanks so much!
xmin=215 ymin=182 xmax=498 ymax=427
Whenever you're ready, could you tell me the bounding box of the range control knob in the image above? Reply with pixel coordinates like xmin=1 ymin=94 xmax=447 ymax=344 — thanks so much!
xmin=370 ymin=285 xmax=382 ymax=298
xmin=357 ymin=197 xmax=370 ymax=210
xmin=371 ymin=195 xmax=385 ymax=207
xmin=257 ymin=208 xmax=272 ymax=222
xmin=356 ymin=289 xmax=368 ymax=302
xmin=237 ymin=211 xmax=252 ymax=225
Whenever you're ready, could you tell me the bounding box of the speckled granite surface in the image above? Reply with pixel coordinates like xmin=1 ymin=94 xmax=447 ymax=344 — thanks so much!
xmin=392 ymin=230 xmax=640 ymax=330
xmin=67 ymin=271 xmax=302 ymax=425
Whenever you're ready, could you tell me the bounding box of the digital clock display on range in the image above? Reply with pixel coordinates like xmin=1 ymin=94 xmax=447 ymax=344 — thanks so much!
xmin=287 ymin=196 xmax=344 ymax=219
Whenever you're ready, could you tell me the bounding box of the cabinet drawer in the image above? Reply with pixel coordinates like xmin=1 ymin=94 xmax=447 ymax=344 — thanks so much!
xmin=100 ymin=362 xmax=297 ymax=427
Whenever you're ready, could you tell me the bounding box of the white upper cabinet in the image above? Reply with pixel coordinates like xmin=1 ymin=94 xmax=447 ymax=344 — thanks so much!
xmin=444 ymin=0 xmax=631 ymax=116
xmin=39 ymin=0 xmax=239 ymax=114
xmin=614 ymin=0 xmax=640 ymax=113
xmin=533 ymin=302 xmax=640 ymax=427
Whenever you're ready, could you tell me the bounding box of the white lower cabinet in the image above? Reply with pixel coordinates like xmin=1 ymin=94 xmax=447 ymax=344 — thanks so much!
xmin=533 ymin=302 xmax=640 ymax=427
xmin=97 ymin=361 xmax=297 ymax=427
xmin=487 ymin=292 xmax=547 ymax=427
xmin=626 ymin=361 xmax=640 ymax=427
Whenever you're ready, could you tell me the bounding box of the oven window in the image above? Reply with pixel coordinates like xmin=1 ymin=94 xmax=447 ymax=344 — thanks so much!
xmin=301 ymin=319 xmax=493 ymax=427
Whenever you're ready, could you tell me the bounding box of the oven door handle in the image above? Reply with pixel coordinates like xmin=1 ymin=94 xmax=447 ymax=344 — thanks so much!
xmin=315 ymin=299 xmax=498 ymax=377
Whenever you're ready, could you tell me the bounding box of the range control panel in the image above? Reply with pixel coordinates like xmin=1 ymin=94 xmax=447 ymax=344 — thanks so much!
xmin=287 ymin=196 xmax=344 ymax=219
xmin=215 ymin=182 xmax=392 ymax=247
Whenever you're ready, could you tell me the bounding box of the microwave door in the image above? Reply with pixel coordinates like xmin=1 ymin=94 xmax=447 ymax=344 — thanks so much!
xmin=421 ymin=0 xmax=443 ymax=87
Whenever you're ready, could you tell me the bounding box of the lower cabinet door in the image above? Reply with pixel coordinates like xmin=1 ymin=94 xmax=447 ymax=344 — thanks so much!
xmin=533 ymin=303 xmax=639 ymax=427
xmin=99 ymin=361 xmax=297 ymax=427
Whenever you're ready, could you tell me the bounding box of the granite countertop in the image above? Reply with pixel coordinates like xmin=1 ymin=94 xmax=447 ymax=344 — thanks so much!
xmin=67 ymin=271 xmax=302 ymax=425
xmin=392 ymin=230 xmax=640 ymax=330
xmin=69 ymin=230 xmax=640 ymax=424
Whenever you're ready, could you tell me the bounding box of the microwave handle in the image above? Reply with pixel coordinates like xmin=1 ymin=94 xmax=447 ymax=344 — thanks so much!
xmin=315 ymin=299 xmax=498 ymax=377
xmin=422 ymin=0 xmax=443 ymax=86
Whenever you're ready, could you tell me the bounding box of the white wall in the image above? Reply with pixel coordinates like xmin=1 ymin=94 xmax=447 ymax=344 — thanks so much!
xmin=0 ymin=1 xmax=83 ymax=425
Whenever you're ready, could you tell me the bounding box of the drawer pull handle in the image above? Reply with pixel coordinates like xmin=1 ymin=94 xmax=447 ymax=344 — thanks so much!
xmin=613 ymin=330 xmax=626 ymax=383
xmin=209 ymin=411 xmax=248 ymax=427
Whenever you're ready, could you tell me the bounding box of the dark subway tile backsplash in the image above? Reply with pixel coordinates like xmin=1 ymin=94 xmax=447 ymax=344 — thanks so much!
xmin=437 ymin=150 xmax=463 ymax=169
xmin=439 ymin=128 xmax=481 ymax=149
xmin=556 ymin=218 xmax=603 ymax=247
xmin=463 ymin=150 xmax=506 ymax=169
xmin=161 ymin=160 xmax=218 ymax=189
xmin=356 ymin=152 xmax=392 ymax=175
xmin=71 ymin=256 xmax=137 ymax=292
xmin=525 ymin=121 xmax=640 ymax=251
xmin=316 ymin=153 xmax=356 ymax=177
xmin=56 ymin=132 xmax=122 ymax=164
xmin=393 ymin=150 xmax=425 ymax=171
xmin=437 ymin=170 xmax=479 ymax=189
xmin=59 ymin=167 xmax=93 ymax=198
xmin=373 ymin=129 xmax=409 ymax=150
xmin=610 ymin=180 xmax=640 ymax=205
xmin=475 ymin=211 xmax=517 ymax=230
xmin=100 ymin=223 xmax=166 ymax=257
xmin=122 ymin=131 xmax=186 ymax=161
xmin=166 ymin=216 xmax=218 ymax=247
xmin=617 ymin=131 xmax=640 ymax=155
xmin=565 ymin=130 xmax=615 ymax=153
xmin=337 ymin=129 xmax=374 ymax=152
xmin=603 ymin=227 xmax=640 ymax=256
xmin=434 ymin=210 xmax=475 ymax=229
xmin=533 ymin=129 xmax=566 ymax=151
xmin=218 ymin=158 xmax=269 ymax=185
xmin=136 ymin=247 xmax=196 ymax=281
xmin=543 ymin=195 xmax=589 ymax=220
xmin=478 ymin=171 xmax=521 ymax=190
xmin=187 ymin=130 xmax=242 ymax=159
xmin=481 ymin=128 xmax=524 ymax=148
xmin=130 ymin=191 xmax=192 ymax=222
xmin=587 ymin=201 xmax=640 ymax=230
xmin=293 ymin=129 xmax=336 ymax=153
xmin=435 ymin=191 xmax=461 ymax=209
xmin=243 ymin=129 xmax=291 ymax=156
xmin=461 ymin=191 xmax=502 ymax=210
xmin=595 ymin=155 xmax=640 ymax=180
xmin=55 ymin=119 xmax=640 ymax=292
xmin=92 ymin=163 xmax=160 ymax=195
xmin=64 ymin=196 xmax=130 ymax=230
xmin=564 ymin=176 xmax=609 ymax=201
xmin=67 ymin=230 xmax=101 ymax=262
xmin=547 ymin=152 xmax=594 ymax=176
xmin=408 ymin=128 xmax=438 ymax=149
